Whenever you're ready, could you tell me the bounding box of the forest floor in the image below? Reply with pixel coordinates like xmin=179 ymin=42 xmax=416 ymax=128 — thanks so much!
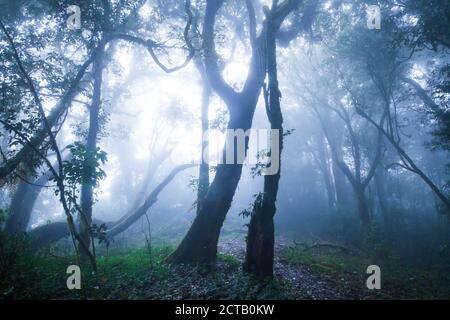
xmin=218 ymin=236 xmax=450 ymax=300
xmin=2 ymin=234 xmax=450 ymax=299
xmin=218 ymin=237 xmax=348 ymax=299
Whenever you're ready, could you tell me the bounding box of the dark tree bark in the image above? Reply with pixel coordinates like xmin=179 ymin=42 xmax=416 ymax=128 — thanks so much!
xmin=354 ymin=186 xmax=370 ymax=230
xmin=244 ymin=4 xmax=284 ymax=277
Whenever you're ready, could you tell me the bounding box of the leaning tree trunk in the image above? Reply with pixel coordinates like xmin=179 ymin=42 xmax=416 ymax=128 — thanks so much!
xmin=4 ymin=173 xmax=49 ymax=234
xmin=166 ymin=105 xmax=257 ymax=264
xmin=128 ymin=149 xmax=171 ymax=214
xmin=4 ymin=157 xmax=69 ymax=235
xmin=244 ymin=13 xmax=283 ymax=277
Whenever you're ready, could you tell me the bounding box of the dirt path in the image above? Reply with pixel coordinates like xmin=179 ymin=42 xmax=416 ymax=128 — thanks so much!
xmin=218 ymin=236 xmax=349 ymax=300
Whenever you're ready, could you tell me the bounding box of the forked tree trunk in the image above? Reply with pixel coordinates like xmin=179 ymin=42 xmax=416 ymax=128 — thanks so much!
xmin=166 ymin=0 xmax=311 ymax=265
xmin=357 ymin=108 xmax=450 ymax=214
xmin=165 ymin=0 xmax=263 ymax=264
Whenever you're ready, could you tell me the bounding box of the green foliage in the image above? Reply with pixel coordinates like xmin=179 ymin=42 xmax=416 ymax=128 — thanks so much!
xmin=239 ymin=192 xmax=263 ymax=219
xmin=428 ymin=64 xmax=450 ymax=152
xmin=63 ymin=142 xmax=108 ymax=187
xmin=218 ymin=253 xmax=240 ymax=268
xmin=0 ymin=232 xmax=40 ymax=299
xmin=250 ymin=150 xmax=270 ymax=178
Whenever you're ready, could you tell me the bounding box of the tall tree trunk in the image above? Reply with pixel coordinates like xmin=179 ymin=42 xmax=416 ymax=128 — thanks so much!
xmin=244 ymin=10 xmax=283 ymax=278
xmin=79 ymin=48 xmax=104 ymax=257
xmin=354 ymin=186 xmax=370 ymax=232
xmin=244 ymin=193 xmax=275 ymax=277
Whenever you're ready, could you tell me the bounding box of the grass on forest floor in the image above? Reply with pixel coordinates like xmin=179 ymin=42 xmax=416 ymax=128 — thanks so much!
xmin=279 ymin=245 xmax=450 ymax=299
xmin=3 ymin=233 xmax=450 ymax=300
xmin=1 ymin=244 xmax=296 ymax=300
